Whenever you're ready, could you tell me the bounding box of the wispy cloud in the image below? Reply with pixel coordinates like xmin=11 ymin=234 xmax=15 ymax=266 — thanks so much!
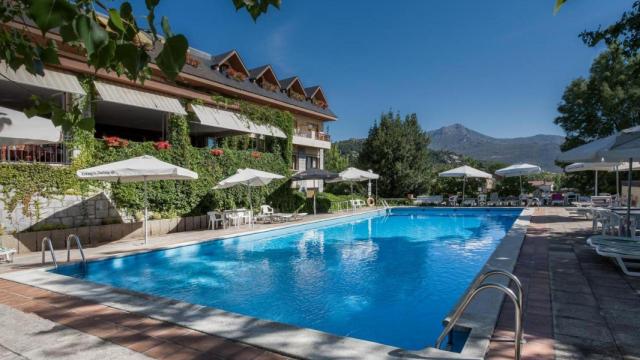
xmin=264 ymin=22 xmax=297 ymax=75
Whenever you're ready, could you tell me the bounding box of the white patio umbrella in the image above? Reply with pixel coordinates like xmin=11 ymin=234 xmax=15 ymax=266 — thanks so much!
xmin=557 ymin=126 xmax=640 ymax=232
xmin=327 ymin=167 xmax=380 ymax=207
xmin=495 ymin=163 xmax=542 ymax=196
xmin=565 ymin=161 xmax=640 ymax=197
xmin=77 ymin=155 xmax=198 ymax=244
xmin=214 ymin=168 xmax=284 ymax=223
xmin=0 ymin=105 xmax=62 ymax=145
xmin=439 ymin=165 xmax=492 ymax=203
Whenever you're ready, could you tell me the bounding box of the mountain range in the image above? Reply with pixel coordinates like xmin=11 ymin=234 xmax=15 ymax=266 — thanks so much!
xmin=334 ymin=124 xmax=565 ymax=172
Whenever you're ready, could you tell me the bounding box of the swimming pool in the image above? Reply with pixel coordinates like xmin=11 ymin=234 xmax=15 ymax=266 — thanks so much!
xmin=52 ymin=207 xmax=522 ymax=350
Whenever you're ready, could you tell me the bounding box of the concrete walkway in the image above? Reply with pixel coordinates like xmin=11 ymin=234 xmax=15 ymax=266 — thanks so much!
xmin=0 ymin=303 xmax=149 ymax=359
xmin=487 ymin=207 xmax=640 ymax=360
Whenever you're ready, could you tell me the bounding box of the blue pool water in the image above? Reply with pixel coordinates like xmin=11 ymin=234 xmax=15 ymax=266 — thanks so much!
xmin=53 ymin=207 xmax=521 ymax=350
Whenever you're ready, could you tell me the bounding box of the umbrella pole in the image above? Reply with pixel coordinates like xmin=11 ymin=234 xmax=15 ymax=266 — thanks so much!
xmin=248 ymin=185 xmax=253 ymax=228
xmin=627 ymin=159 xmax=633 ymax=236
xmin=462 ymin=176 xmax=466 ymax=205
xmin=313 ymin=192 xmax=317 ymax=215
xmin=351 ymin=182 xmax=354 ymax=212
xmin=595 ymin=170 xmax=598 ymax=196
xmin=144 ymin=177 xmax=148 ymax=245
xmin=616 ymin=166 xmax=620 ymax=202
xmin=519 ymin=176 xmax=523 ymax=197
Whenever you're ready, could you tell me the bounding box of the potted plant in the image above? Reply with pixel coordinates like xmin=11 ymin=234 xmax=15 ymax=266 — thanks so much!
xmin=103 ymin=136 xmax=129 ymax=148
xmin=226 ymin=67 xmax=247 ymax=82
xmin=154 ymin=140 xmax=171 ymax=150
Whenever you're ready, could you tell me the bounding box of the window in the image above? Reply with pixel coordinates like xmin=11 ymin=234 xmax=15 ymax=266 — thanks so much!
xmin=306 ymin=156 xmax=318 ymax=169
xmin=292 ymin=154 xmax=299 ymax=170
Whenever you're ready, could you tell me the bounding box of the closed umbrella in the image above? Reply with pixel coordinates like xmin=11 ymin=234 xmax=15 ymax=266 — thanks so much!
xmin=77 ymin=155 xmax=198 ymax=244
xmin=557 ymin=126 xmax=640 ymax=233
xmin=291 ymin=168 xmax=338 ymax=215
xmin=439 ymin=165 xmax=492 ymax=204
xmin=495 ymin=163 xmax=542 ymax=197
xmin=214 ymin=168 xmax=284 ymax=224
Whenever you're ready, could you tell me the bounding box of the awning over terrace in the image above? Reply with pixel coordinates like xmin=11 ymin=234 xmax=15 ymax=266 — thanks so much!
xmin=0 ymin=105 xmax=62 ymax=145
xmin=190 ymin=105 xmax=286 ymax=139
xmin=0 ymin=62 xmax=86 ymax=95
xmin=94 ymin=81 xmax=187 ymax=115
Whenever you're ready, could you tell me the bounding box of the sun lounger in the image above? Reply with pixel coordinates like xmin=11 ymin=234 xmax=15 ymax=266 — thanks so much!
xmin=587 ymin=235 xmax=639 ymax=248
xmin=0 ymin=247 xmax=16 ymax=263
xmin=593 ymin=244 xmax=640 ymax=276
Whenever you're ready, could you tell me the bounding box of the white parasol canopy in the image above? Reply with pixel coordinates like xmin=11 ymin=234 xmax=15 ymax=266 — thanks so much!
xmin=332 ymin=167 xmax=380 ymax=182
xmin=214 ymin=169 xmax=284 ymax=223
xmin=439 ymin=165 xmax=492 ymax=204
xmin=0 ymin=105 xmax=62 ymax=145
xmin=77 ymin=155 xmax=198 ymax=244
xmin=214 ymin=168 xmax=284 ymax=189
xmin=495 ymin=163 xmax=542 ymax=197
xmin=557 ymin=126 xmax=640 ymax=234
xmin=327 ymin=167 xmax=381 ymax=209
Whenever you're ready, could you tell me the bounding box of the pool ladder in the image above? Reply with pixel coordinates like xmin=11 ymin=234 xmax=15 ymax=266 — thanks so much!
xmin=434 ymin=270 xmax=524 ymax=360
xmin=41 ymin=234 xmax=86 ymax=268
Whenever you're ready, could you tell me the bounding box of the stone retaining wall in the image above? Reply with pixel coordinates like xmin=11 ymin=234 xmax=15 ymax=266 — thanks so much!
xmin=0 ymin=191 xmax=123 ymax=233
xmin=0 ymin=215 xmax=208 ymax=253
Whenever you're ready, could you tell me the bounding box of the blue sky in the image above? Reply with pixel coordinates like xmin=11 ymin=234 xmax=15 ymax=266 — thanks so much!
xmin=145 ymin=1 xmax=634 ymax=140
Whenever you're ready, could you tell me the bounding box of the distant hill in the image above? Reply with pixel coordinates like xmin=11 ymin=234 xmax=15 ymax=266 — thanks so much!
xmin=334 ymin=124 xmax=565 ymax=172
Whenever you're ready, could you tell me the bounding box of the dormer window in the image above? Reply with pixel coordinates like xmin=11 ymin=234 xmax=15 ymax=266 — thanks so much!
xmin=211 ymin=50 xmax=249 ymax=82
xmin=305 ymin=86 xmax=329 ymax=109
xmin=280 ymin=77 xmax=306 ymax=102
xmin=249 ymin=65 xmax=280 ymax=92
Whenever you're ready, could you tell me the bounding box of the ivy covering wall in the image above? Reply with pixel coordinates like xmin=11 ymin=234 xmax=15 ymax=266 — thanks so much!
xmin=91 ymin=115 xmax=292 ymax=218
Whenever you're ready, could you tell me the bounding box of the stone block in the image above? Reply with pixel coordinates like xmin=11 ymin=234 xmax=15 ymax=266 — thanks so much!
xmin=61 ymin=217 xmax=75 ymax=227
xmin=15 ymin=232 xmax=36 ymax=253
xmin=185 ymin=217 xmax=194 ymax=231
xmin=96 ymin=200 xmax=109 ymax=211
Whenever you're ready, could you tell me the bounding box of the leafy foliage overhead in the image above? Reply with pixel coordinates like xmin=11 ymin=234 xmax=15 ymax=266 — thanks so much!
xmin=554 ymin=44 xmax=640 ymax=151
xmin=580 ymin=1 xmax=640 ymax=56
xmin=0 ymin=0 xmax=279 ymax=82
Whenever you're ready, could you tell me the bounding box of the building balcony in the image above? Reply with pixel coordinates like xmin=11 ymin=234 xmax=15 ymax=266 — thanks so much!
xmin=292 ymin=129 xmax=331 ymax=149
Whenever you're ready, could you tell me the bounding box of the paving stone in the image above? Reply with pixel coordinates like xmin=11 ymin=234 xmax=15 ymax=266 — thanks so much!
xmin=552 ymin=302 xmax=606 ymax=323
xmin=552 ymin=290 xmax=598 ymax=307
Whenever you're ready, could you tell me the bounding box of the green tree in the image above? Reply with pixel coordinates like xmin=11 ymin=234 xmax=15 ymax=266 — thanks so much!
xmin=554 ymin=44 xmax=640 ymax=149
xmin=358 ymin=111 xmax=432 ymax=197
xmin=580 ymin=1 xmax=640 ymax=57
xmin=324 ymin=144 xmax=349 ymax=173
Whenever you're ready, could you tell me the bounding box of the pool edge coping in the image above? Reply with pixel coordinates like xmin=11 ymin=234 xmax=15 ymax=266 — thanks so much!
xmin=1 ymin=206 xmax=531 ymax=360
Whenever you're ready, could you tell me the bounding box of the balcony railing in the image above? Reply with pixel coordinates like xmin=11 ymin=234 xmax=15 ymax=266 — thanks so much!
xmin=0 ymin=144 xmax=70 ymax=164
xmin=294 ymin=129 xmax=330 ymax=142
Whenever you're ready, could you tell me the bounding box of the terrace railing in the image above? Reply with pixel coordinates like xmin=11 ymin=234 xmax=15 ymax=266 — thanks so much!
xmin=1 ymin=143 xmax=70 ymax=164
xmin=294 ymin=129 xmax=330 ymax=142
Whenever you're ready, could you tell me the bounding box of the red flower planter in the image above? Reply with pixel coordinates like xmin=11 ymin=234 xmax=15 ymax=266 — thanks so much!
xmin=251 ymin=151 xmax=262 ymax=159
xmin=103 ymin=136 xmax=129 ymax=148
xmin=154 ymin=141 xmax=172 ymax=150
xmin=210 ymin=148 xmax=224 ymax=156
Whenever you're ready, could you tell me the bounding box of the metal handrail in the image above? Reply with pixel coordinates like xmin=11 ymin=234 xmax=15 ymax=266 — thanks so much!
xmin=66 ymin=234 xmax=86 ymax=264
xmin=41 ymin=237 xmax=57 ymax=268
xmin=435 ymin=270 xmax=524 ymax=360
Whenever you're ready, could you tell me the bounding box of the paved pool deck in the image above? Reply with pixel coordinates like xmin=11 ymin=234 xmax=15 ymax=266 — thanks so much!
xmin=487 ymin=207 xmax=640 ymax=360
xmin=0 ymin=207 xmax=638 ymax=359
